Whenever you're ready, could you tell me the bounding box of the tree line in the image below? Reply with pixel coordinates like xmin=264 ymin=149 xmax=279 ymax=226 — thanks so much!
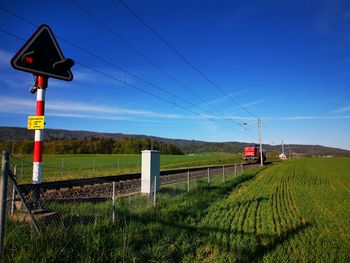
xmin=0 ymin=137 xmax=184 ymax=155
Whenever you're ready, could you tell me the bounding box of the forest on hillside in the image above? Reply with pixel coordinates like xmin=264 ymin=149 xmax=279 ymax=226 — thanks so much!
xmin=0 ymin=137 xmax=184 ymax=155
xmin=1 ymin=127 xmax=350 ymax=156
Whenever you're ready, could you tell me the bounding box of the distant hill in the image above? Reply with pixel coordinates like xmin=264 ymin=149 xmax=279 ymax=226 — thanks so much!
xmin=1 ymin=126 xmax=349 ymax=156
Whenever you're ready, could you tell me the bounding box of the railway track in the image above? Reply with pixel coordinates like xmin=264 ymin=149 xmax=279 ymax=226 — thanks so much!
xmin=17 ymin=163 xmax=259 ymax=201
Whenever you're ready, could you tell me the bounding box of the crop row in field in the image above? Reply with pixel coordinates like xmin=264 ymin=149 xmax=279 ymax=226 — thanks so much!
xmin=197 ymin=158 xmax=350 ymax=261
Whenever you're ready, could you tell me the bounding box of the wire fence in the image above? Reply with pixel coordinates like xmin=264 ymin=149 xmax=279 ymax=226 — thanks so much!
xmin=1 ymin=151 xmax=253 ymax=260
xmin=9 ymin=155 xmax=143 ymax=184
xmin=8 ymin=154 xmax=244 ymax=184
xmin=5 ymin=164 xmax=245 ymax=222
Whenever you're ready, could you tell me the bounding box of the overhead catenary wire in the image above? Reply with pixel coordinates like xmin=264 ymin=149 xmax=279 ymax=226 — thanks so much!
xmin=262 ymin=122 xmax=282 ymax=141
xmin=76 ymin=61 xmax=255 ymax=139
xmin=55 ymin=38 xmax=246 ymax=129
xmin=0 ymin=5 xmax=281 ymax=143
xmin=0 ymin=4 xmax=251 ymax=133
xmin=0 ymin=7 xmax=196 ymax=112
xmin=117 ymin=0 xmax=283 ymax=141
xmin=117 ymin=0 xmax=257 ymax=117
xmin=0 ymin=26 xmax=255 ymax=140
xmin=0 ymin=4 xmax=256 ymax=136
xmin=69 ymin=0 xmax=247 ymax=129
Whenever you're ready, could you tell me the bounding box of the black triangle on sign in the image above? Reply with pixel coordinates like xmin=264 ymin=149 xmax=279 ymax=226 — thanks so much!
xmin=11 ymin=24 xmax=74 ymax=81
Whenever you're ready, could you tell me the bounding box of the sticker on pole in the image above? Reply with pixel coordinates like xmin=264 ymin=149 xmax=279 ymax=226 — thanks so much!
xmin=27 ymin=116 xmax=45 ymax=130
xmin=11 ymin=24 xmax=74 ymax=81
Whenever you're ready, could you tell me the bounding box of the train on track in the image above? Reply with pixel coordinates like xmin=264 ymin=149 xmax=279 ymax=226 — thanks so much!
xmin=243 ymin=145 xmax=266 ymax=164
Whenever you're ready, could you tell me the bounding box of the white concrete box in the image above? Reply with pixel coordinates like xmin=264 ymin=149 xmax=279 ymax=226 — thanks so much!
xmin=141 ymin=150 xmax=160 ymax=194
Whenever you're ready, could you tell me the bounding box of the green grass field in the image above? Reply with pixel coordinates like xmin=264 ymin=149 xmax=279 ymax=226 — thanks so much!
xmin=10 ymin=153 xmax=243 ymax=183
xmin=197 ymin=157 xmax=350 ymax=261
xmin=4 ymin=158 xmax=350 ymax=262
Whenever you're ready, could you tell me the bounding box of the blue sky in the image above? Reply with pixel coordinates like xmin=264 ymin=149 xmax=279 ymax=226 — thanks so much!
xmin=0 ymin=0 xmax=350 ymax=150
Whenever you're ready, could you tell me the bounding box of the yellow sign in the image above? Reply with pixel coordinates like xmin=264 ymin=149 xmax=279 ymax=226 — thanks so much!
xmin=27 ymin=116 xmax=45 ymax=130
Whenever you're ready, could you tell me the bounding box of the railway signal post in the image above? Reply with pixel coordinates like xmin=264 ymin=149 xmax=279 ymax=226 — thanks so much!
xmin=32 ymin=76 xmax=47 ymax=185
xmin=10 ymin=24 xmax=74 ymax=209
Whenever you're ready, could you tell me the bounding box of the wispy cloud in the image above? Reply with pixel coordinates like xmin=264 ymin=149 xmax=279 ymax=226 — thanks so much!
xmin=46 ymin=112 xmax=129 ymax=121
xmin=2 ymin=96 xmax=349 ymax=123
xmin=72 ymin=68 xmax=123 ymax=83
xmin=0 ymin=96 xmax=187 ymax=121
xmin=0 ymin=49 xmax=12 ymax=69
xmin=48 ymin=67 xmax=127 ymax=89
xmin=206 ymin=89 xmax=250 ymax=105
xmin=264 ymin=115 xmax=350 ymax=120
xmin=331 ymin=106 xmax=350 ymax=113
xmin=241 ymin=99 xmax=265 ymax=108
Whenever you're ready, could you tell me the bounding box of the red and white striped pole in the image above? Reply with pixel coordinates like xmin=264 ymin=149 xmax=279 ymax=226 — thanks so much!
xmin=32 ymin=75 xmax=47 ymax=184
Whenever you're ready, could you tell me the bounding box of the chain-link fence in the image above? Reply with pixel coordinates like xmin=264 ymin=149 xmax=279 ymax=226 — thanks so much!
xmin=4 ymin=162 xmax=245 ymax=224
xmin=158 ymin=164 xmax=244 ymax=197
xmin=9 ymin=155 xmax=143 ymax=184
xmin=0 ymin=151 xmax=254 ymax=261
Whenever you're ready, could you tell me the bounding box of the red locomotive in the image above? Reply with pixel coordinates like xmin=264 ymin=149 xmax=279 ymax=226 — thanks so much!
xmin=243 ymin=145 xmax=266 ymax=164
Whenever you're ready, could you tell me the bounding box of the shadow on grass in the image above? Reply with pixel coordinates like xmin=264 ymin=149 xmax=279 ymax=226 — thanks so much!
xmin=5 ymin=167 xmax=290 ymax=262
xmin=126 ymin=208 xmax=311 ymax=262
xmin=45 ymin=197 xmax=109 ymax=204
xmin=62 ymin=215 xmax=98 ymax=226
xmin=239 ymin=222 xmax=311 ymax=262
xmin=116 ymin=169 xmax=310 ymax=262
xmin=159 ymin=187 xmax=188 ymax=197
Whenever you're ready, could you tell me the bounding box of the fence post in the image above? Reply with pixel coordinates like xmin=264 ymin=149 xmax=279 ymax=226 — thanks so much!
xmin=10 ymin=165 xmax=16 ymax=215
xmin=153 ymin=175 xmax=157 ymax=207
xmin=187 ymin=170 xmax=190 ymax=192
xmin=207 ymin=167 xmax=210 ymax=184
xmin=112 ymin=182 xmax=115 ymax=224
xmin=235 ymin=164 xmax=237 ymax=176
xmin=241 ymin=164 xmax=243 ymax=174
xmin=222 ymin=165 xmax=225 ymax=183
xmin=0 ymin=151 xmax=9 ymax=257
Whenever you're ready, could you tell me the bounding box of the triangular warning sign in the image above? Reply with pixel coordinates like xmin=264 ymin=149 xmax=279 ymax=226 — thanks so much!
xmin=11 ymin=24 xmax=74 ymax=81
